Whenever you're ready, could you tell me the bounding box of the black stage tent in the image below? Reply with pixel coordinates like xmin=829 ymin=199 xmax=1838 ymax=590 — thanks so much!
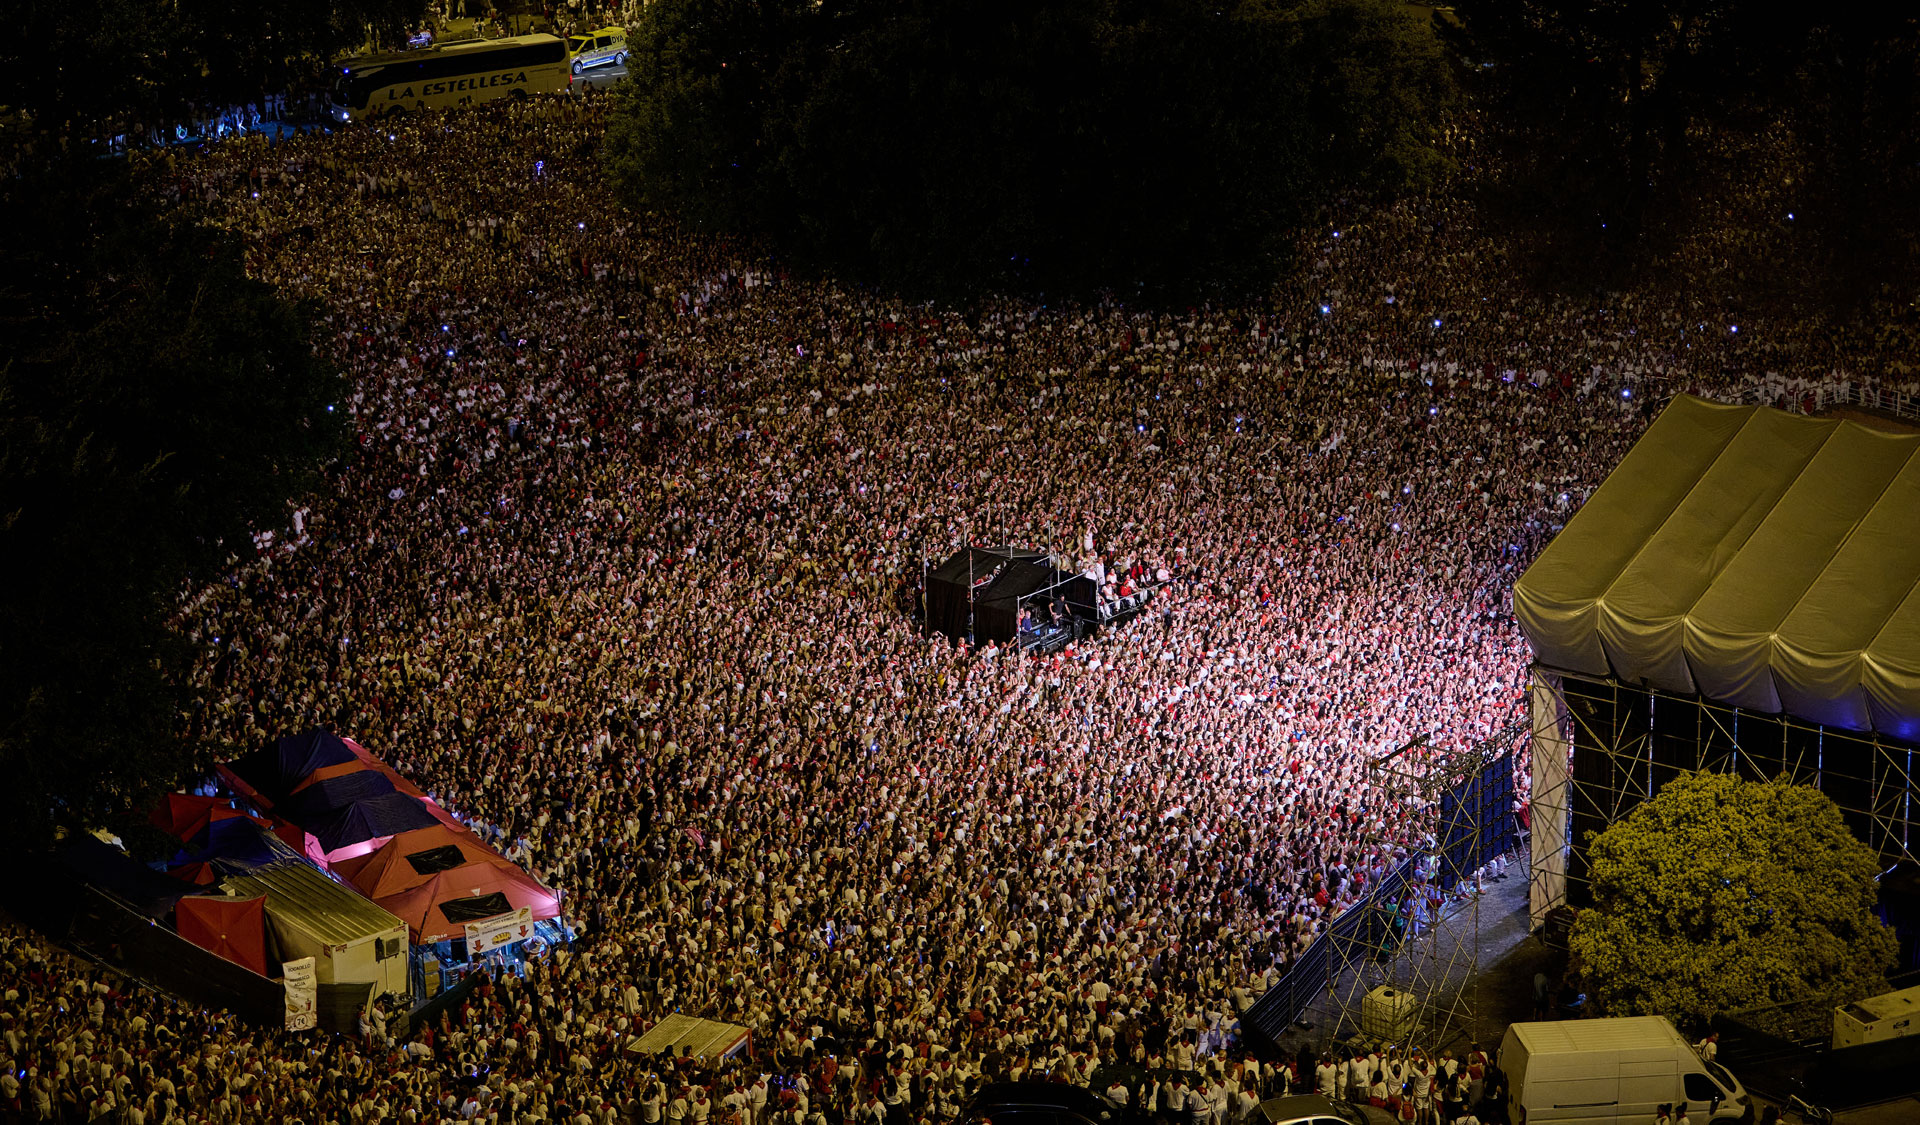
xmin=925 ymin=546 xmax=1094 ymax=645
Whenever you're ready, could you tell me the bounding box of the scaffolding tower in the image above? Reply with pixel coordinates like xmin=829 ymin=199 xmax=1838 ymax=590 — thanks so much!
xmin=1526 ymin=664 xmax=1920 ymax=929
xmin=1319 ymin=715 xmax=1531 ymax=1056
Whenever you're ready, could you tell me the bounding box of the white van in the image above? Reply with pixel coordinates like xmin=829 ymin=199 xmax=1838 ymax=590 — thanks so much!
xmin=1499 ymin=1017 xmax=1750 ymax=1125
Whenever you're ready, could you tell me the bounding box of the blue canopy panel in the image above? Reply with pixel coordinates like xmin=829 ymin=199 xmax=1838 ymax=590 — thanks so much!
xmin=171 ymin=817 xmax=299 ymax=873
xmin=293 ymin=792 xmax=442 ymax=853
xmin=275 ymin=770 xmax=396 ymax=821
xmin=223 ymin=728 xmax=358 ymax=803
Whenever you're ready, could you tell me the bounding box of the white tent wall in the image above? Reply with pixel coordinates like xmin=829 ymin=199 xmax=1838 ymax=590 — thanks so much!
xmin=1513 ymin=396 xmax=1756 ymax=680
xmin=1585 ymin=407 xmax=1832 ymax=694
xmin=1515 ymin=395 xmax=1920 ymax=743
xmin=1529 ymin=667 xmax=1572 ymax=928
xmin=325 ymin=926 xmax=409 ymax=998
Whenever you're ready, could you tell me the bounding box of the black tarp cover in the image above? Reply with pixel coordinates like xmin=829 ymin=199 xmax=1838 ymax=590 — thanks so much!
xmin=926 ymin=546 xmax=1074 ymax=643
xmin=54 ymin=837 xmax=193 ymax=919
xmin=225 ymin=728 xmax=358 ymax=803
xmin=293 ymin=792 xmax=442 ymax=853
xmin=440 ymin=892 xmax=513 ymax=922
xmin=275 ymin=770 xmax=397 ymax=821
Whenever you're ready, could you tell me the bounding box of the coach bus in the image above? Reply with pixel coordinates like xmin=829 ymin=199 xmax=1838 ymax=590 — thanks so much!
xmin=331 ymin=34 xmax=570 ymax=123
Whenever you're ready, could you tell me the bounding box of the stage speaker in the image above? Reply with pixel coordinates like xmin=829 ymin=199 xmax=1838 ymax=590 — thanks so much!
xmin=1361 ymin=985 xmax=1420 ymax=1043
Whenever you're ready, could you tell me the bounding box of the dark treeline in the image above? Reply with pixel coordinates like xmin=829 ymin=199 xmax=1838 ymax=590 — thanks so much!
xmin=1447 ymin=2 xmax=1920 ymax=305
xmin=605 ymin=0 xmax=1920 ymax=308
xmin=603 ymin=0 xmax=1457 ymax=300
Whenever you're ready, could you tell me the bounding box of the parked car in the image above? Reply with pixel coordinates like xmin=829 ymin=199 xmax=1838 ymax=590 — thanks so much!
xmin=1256 ymin=1095 xmax=1398 ymax=1125
xmin=958 ymin=1082 xmax=1132 ymax=1125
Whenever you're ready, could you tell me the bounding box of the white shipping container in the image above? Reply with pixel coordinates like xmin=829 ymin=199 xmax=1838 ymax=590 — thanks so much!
xmin=1834 ymin=984 xmax=1920 ymax=1048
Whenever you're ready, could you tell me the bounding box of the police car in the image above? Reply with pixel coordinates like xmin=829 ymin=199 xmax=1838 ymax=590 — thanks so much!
xmin=566 ymin=27 xmax=626 ymax=73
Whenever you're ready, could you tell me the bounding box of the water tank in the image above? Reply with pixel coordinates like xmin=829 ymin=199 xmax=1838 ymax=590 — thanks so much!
xmin=1362 ymin=985 xmax=1420 ymax=1042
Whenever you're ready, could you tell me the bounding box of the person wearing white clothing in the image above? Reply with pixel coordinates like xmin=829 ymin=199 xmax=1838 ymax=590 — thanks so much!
xmin=1315 ymin=1059 xmax=1339 ymax=1099
xmin=1185 ymin=1083 xmax=1212 ymax=1125
xmin=1345 ymin=1054 xmax=1369 ymax=1102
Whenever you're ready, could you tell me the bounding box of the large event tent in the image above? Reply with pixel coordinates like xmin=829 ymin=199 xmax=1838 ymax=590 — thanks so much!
xmin=224 ymin=733 xmax=447 ymax=863
xmin=1514 ymin=394 xmax=1920 ymax=742
xmin=332 ymin=824 xmax=560 ymax=944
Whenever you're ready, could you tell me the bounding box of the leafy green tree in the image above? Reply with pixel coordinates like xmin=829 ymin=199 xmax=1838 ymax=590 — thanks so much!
xmin=1569 ymin=771 xmax=1896 ymax=1032
xmin=603 ymin=0 xmax=813 ymax=236
xmin=605 ymin=0 xmax=1455 ymax=299
xmin=0 ymin=162 xmax=349 ymax=849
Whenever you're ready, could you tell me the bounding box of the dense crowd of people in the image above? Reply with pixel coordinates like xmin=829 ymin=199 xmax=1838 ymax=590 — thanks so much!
xmin=5 ymin=93 xmax=1914 ymax=1123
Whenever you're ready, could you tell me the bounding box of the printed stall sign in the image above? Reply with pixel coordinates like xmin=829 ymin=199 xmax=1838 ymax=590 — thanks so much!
xmin=465 ymin=905 xmax=534 ymax=954
xmin=283 ymin=956 xmax=317 ymax=1032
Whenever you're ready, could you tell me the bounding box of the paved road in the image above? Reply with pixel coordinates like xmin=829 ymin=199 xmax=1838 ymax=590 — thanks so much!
xmin=571 ymin=61 xmax=629 ymax=92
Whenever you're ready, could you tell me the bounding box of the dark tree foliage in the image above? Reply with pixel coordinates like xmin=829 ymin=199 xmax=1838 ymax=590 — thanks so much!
xmin=1570 ymin=772 xmax=1895 ymax=1033
xmin=1 ymin=0 xmax=429 ymax=137
xmin=0 ymin=162 xmax=350 ymax=848
xmin=1447 ymin=3 xmax=1920 ymax=302
xmin=605 ymin=0 xmax=1455 ymax=299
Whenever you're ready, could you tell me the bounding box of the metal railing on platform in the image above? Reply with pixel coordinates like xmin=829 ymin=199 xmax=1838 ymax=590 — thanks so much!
xmin=1712 ymin=381 xmax=1920 ymax=423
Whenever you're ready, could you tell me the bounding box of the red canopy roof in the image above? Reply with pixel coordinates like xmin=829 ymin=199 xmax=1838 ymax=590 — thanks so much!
xmin=168 ymin=860 xmax=221 ymax=886
xmin=332 ymin=824 xmax=510 ymax=899
xmin=333 ymin=824 xmax=558 ymax=943
xmin=149 ymin=794 xmax=264 ymax=841
xmin=174 ymin=894 xmax=269 ymax=977
xmin=379 ymin=863 xmax=559 ymax=944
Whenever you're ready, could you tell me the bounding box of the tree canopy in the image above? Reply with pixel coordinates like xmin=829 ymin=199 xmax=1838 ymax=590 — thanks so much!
xmin=1447 ymin=2 xmax=1920 ymax=302
xmin=0 ymin=162 xmax=349 ymax=848
xmin=1569 ymin=771 xmax=1896 ymax=1033
xmin=603 ymin=0 xmax=1456 ymax=299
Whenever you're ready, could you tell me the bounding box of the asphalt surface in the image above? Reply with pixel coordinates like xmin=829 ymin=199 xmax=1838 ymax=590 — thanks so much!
xmin=571 ymin=60 xmax=629 ymax=91
xmin=1257 ymin=867 xmax=1553 ymax=1066
xmin=1264 ymin=872 xmax=1920 ymax=1124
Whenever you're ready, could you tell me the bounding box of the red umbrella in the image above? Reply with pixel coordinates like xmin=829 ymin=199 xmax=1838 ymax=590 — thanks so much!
xmin=175 ymin=895 xmax=270 ymax=976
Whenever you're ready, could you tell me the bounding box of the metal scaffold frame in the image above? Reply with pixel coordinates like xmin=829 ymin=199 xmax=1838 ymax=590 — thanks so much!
xmin=1320 ymin=715 xmax=1531 ymax=1057
xmin=1526 ymin=663 xmax=1920 ymax=926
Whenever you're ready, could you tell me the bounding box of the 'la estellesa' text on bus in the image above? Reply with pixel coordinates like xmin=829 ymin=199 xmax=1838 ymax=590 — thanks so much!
xmin=332 ymin=35 xmax=570 ymax=123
